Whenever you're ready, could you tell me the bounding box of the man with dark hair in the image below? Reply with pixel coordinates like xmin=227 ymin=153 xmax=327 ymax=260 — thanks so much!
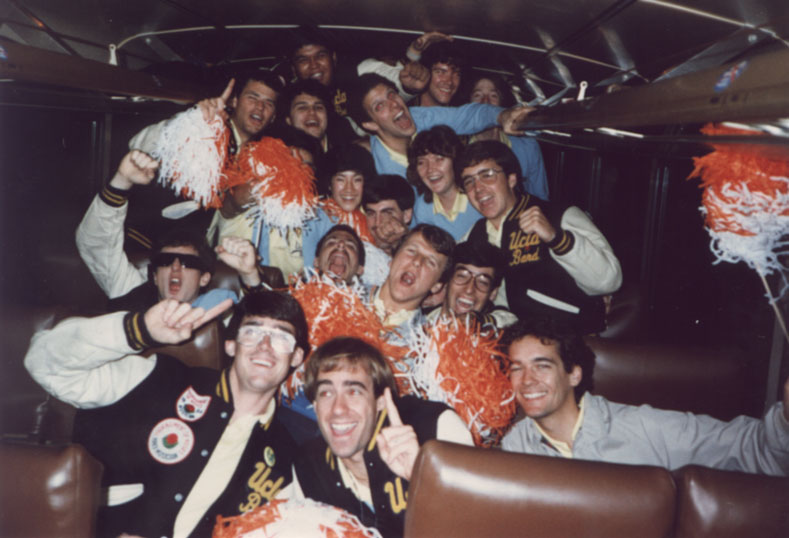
xmin=283 ymin=79 xmax=359 ymax=155
xmin=362 ymin=173 xmax=416 ymax=255
xmin=410 ymin=41 xmax=465 ymax=107
xmin=294 ymin=337 xmax=472 ymax=538
xmin=313 ymin=224 xmax=366 ymax=285
xmin=77 ymin=151 xmax=262 ymax=312
xmin=347 ymin=73 xmax=533 ymax=177
xmin=428 ymin=240 xmax=517 ymax=328
xmin=457 ymin=140 xmax=622 ymax=334
xmin=501 ymin=319 xmax=789 ymax=477
xmin=25 ymin=291 xmax=311 ymax=537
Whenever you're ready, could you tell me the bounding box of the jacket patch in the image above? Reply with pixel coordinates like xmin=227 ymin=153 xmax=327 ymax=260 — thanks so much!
xmin=148 ymin=418 xmax=194 ymax=465
xmin=176 ymin=386 xmax=211 ymax=422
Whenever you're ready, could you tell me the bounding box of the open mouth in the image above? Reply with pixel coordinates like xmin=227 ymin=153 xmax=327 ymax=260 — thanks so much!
xmin=454 ymin=296 xmax=475 ymax=313
xmin=327 ymin=252 xmax=349 ymax=276
xmin=168 ymin=277 xmax=182 ymax=295
xmin=520 ymin=391 xmax=548 ymax=400
xmin=399 ymin=271 xmax=416 ymax=286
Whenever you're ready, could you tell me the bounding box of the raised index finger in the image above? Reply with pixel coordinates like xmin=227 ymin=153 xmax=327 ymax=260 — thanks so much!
xmin=219 ymin=79 xmax=235 ymax=104
xmin=383 ymin=387 xmax=403 ymax=427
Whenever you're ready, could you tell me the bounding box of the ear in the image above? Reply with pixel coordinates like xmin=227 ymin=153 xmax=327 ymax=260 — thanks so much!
xmin=375 ymin=393 xmax=386 ymax=413
xmin=429 ymin=281 xmax=445 ymax=296
xmin=402 ymin=208 xmax=413 ymax=225
xmin=313 ymin=257 xmax=320 ymax=270
xmin=285 ymin=116 xmax=293 ymax=126
xmin=507 ymin=173 xmax=518 ymax=191
xmin=224 ymin=340 xmax=237 ymax=358
xmin=569 ymin=365 xmax=582 ymax=388
xmin=229 ymin=96 xmax=238 ymax=110
xmin=362 ymin=121 xmax=380 ymax=134
xmin=199 ymin=272 xmax=212 ymax=287
xmin=331 ymin=52 xmax=338 ymax=66
xmin=356 ymin=264 xmax=365 ymax=276
xmin=290 ymin=348 xmax=305 ymax=369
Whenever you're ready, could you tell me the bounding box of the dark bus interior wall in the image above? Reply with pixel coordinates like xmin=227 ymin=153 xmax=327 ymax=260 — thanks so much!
xmin=0 ymin=86 xmax=784 ymax=417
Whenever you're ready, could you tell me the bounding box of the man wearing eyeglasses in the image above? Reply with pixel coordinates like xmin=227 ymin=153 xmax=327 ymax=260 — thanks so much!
xmin=25 ymin=291 xmax=311 ymax=537
xmin=457 ymin=141 xmax=622 ymax=333
xmin=427 ymin=241 xmax=518 ymax=329
xmin=77 ymin=150 xmax=265 ymax=312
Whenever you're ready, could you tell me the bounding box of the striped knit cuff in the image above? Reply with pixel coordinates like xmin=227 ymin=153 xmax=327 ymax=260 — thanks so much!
xmin=547 ymin=229 xmax=575 ymax=256
xmin=99 ymin=184 xmax=129 ymax=207
xmin=123 ymin=311 xmax=157 ymax=351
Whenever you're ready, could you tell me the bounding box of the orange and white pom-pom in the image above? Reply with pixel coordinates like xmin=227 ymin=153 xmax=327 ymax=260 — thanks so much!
xmin=403 ymin=316 xmax=516 ymax=447
xmin=320 ymin=198 xmax=375 ymax=243
xmin=283 ymin=271 xmax=409 ymax=400
xmin=212 ymin=498 xmax=383 ymax=538
xmin=688 ymin=123 xmax=789 ymax=295
xmin=227 ymin=138 xmax=319 ymax=231
xmin=153 ymin=106 xmax=229 ymax=208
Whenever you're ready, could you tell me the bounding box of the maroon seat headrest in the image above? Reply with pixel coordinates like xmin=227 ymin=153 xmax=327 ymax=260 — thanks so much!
xmin=0 ymin=442 xmax=103 ymax=538
xmin=404 ymin=440 xmax=676 ymax=538
xmin=143 ymin=318 xmax=226 ymax=370
xmin=673 ymin=465 xmax=789 ymax=538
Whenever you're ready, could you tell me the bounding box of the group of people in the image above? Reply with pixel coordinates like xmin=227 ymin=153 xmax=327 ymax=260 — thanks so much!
xmin=24 ymin=25 xmax=789 ymax=538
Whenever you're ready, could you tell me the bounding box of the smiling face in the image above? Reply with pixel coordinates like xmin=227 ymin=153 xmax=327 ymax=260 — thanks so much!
xmin=287 ymin=92 xmax=328 ymax=139
xmin=424 ymin=62 xmax=461 ymax=106
xmin=152 ymin=245 xmax=211 ymax=303
xmin=383 ymin=232 xmax=447 ymax=311
xmin=293 ymin=44 xmax=336 ymax=86
xmin=461 ymin=159 xmax=518 ymax=229
xmin=416 ymin=152 xmax=456 ymax=197
xmin=331 ymin=171 xmax=364 ymax=212
xmin=470 ymin=78 xmax=502 ymax=106
xmin=226 ymin=316 xmax=304 ymax=399
xmin=313 ymin=362 xmax=384 ymax=465
xmin=364 ymin=199 xmax=412 ymax=252
xmin=315 ymin=229 xmax=364 ymax=284
xmin=361 ymin=84 xmax=416 ymax=143
xmin=230 ymin=80 xmax=278 ymax=143
xmin=509 ymin=336 xmax=581 ymax=423
xmin=444 ymin=263 xmax=497 ymax=316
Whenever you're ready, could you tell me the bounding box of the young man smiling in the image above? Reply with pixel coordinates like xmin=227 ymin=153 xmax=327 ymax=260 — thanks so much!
xmin=500 ymin=318 xmax=789 ymax=476
xmin=347 ymin=73 xmax=534 ymax=177
xmin=24 ymin=291 xmax=311 ymax=537
xmin=294 ymin=337 xmax=472 ymax=538
xmin=458 ymin=140 xmax=622 ymax=333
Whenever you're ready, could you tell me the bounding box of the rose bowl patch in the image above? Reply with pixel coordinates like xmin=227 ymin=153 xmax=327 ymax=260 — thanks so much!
xmin=148 ymin=418 xmax=195 ymax=465
xmin=176 ymin=386 xmax=211 ymax=422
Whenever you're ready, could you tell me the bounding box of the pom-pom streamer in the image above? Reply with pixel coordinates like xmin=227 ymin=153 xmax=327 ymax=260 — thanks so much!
xmin=212 ymin=498 xmax=383 ymax=538
xmin=153 ymin=107 xmax=229 ymax=208
xmin=402 ymin=316 xmax=517 ymax=446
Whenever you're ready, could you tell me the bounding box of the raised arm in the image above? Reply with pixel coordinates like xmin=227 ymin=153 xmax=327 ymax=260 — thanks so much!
xmin=75 ymin=150 xmax=160 ymax=299
xmin=24 ymin=298 xmax=232 ymax=409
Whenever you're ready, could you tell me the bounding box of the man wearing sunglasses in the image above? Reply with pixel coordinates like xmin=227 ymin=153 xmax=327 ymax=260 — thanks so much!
xmin=77 ymin=150 xmax=262 ymax=312
xmin=457 ymin=141 xmax=622 ymax=334
xmin=427 ymin=241 xmax=517 ymax=329
xmin=25 ymin=291 xmax=311 ymax=537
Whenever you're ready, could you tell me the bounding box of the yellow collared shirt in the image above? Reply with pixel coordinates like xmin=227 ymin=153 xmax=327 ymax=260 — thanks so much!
xmin=433 ymin=192 xmax=469 ymax=223
xmin=533 ymin=395 xmax=587 ymax=458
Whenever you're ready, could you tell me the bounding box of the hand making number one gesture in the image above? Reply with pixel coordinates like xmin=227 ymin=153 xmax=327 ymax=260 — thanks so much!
xmin=376 ymin=387 xmax=421 ymax=481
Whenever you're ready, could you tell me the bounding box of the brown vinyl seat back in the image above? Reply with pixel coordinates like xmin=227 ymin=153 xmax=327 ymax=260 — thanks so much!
xmin=0 ymin=442 xmax=103 ymax=538
xmin=404 ymin=440 xmax=677 ymax=538
xmin=673 ymin=465 xmax=789 ymax=538
xmin=586 ymin=336 xmax=755 ymax=421
xmin=143 ymin=318 xmax=227 ymax=370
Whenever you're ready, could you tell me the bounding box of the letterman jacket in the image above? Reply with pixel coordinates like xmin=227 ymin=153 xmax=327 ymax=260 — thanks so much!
xmin=294 ymin=396 xmax=449 ymax=538
xmin=25 ymin=311 xmax=295 ymax=538
xmin=467 ymin=194 xmax=621 ymax=333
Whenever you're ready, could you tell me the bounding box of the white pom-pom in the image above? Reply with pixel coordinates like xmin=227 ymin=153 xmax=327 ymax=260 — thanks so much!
xmin=153 ymin=107 xmax=227 ymax=207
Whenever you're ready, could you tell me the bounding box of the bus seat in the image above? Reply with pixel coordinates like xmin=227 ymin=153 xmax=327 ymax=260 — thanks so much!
xmin=404 ymin=440 xmax=676 ymax=538
xmin=587 ymin=336 xmax=754 ymax=421
xmin=673 ymin=465 xmax=789 ymax=538
xmin=0 ymin=442 xmax=103 ymax=538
